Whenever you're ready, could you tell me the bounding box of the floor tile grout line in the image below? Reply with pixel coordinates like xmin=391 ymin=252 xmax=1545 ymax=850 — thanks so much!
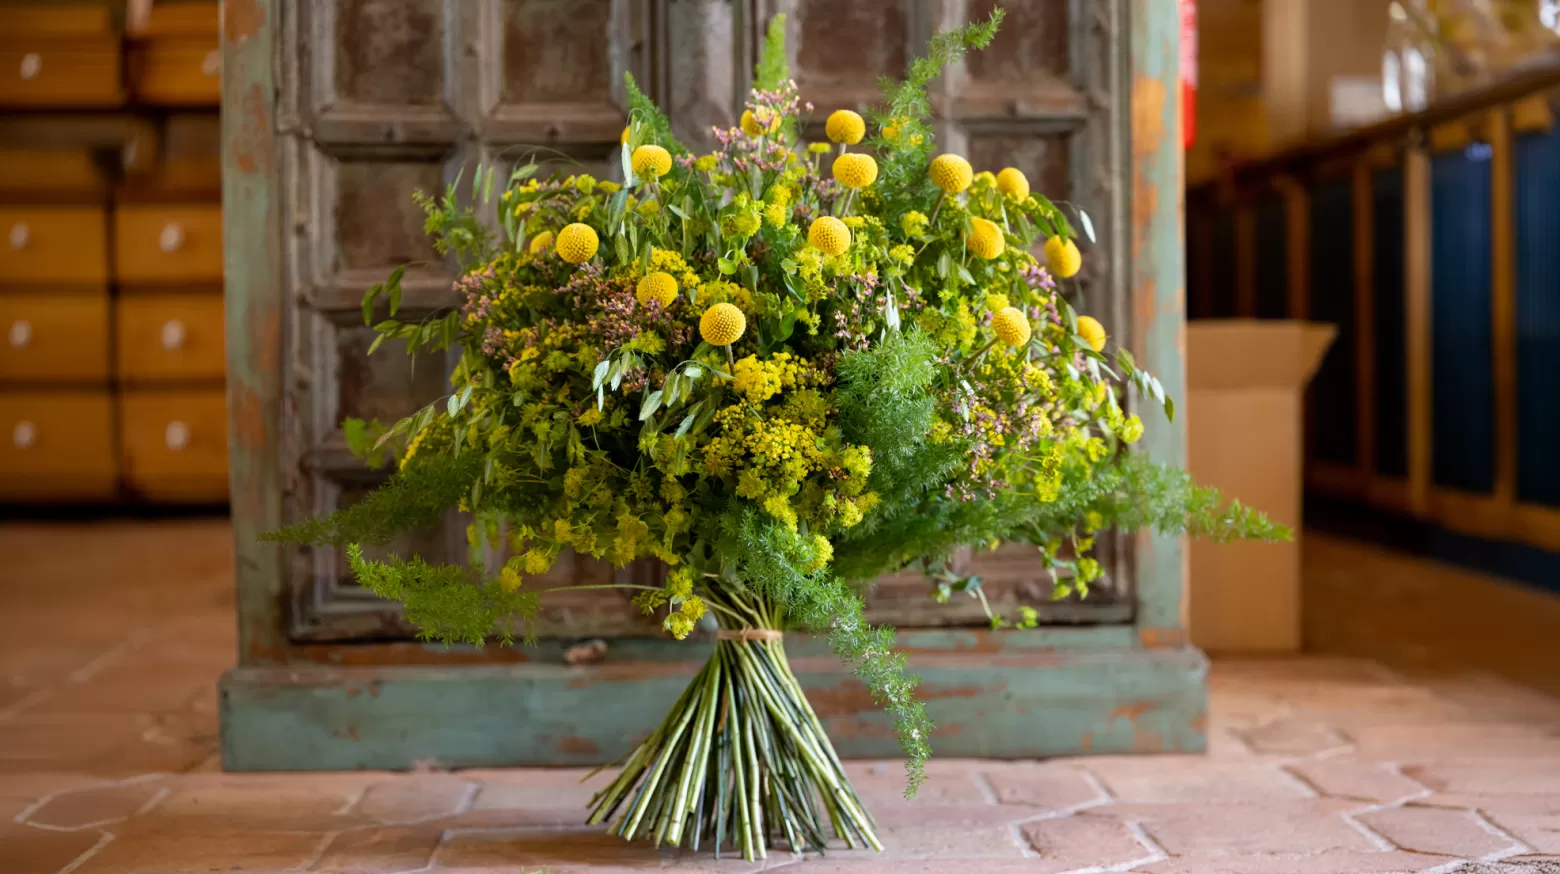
xmin=300 ymin=830 xmax=340 ymax=871
xmin=972 ymin=769 xmax=999 ymax=805
xmin=67 ymin=630 xmax=149 ymax=684
xmin=1336 ymin=764 xmax=1431 ymax=854
xmin=133 ymin=785 xmax=170 ymax=817
xmin=336 ymin=783 xmax=372 ymax=817
xmin=14 ymin=772 xmax=166 ymax=828
xmin=1051 ymin=819 xmax=1169 ymax=874
xmin=54 ymin=828 xmax=114 ymax=874
xmin=1466 ymin=807 xmax=1533 ymax=860
xmin=0 ymin=686 xmax=54 ymax=721
xmin=1006 ymin=767 xmax=1116 ymax=859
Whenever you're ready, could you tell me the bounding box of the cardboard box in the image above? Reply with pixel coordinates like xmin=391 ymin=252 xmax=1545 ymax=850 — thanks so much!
xmin=1186 ymin=320 xmax=1336 ymax=653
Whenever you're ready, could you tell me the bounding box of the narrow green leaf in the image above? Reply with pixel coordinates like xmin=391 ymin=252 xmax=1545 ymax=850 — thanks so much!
xmin=639 ymin=389 xmax=664 ymax=421
xmin=675 ymin=409 xmax=698 ymax=438
xmin=362 ymin=283 xmax=382 ymax=326
xmin=1076 ymin=206 xmax=1096 ymax=243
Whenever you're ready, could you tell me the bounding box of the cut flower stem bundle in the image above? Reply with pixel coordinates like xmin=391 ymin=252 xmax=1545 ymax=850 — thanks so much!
xmin=588 ymin=623 xmax=880 ymax=858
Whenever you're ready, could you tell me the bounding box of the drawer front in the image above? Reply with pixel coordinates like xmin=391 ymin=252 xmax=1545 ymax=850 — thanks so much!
xmin=0 ymin=391 xmax=116 ymax=499
xmin=8 ymin=4 xmax=116 ymax=36
xmin=117 ymin=293 xmax=225 ymax=382
xmin=0 ymin=42 xmax=122 ymax=108
xmin=0 ymin=149 xmax=106 ymax=198
xmin=114 ymin=205 xmax=223 ymax=284
xmin=0 ymin=293 xmax=110 ymax=382
xmin=134 ymin=40 xmax=220 ymax=106
xmin=0 ymin=207 xmax=108 ymax=284
xmin=130 ymin=1 xmax=219 ymax=37
xmin=120 ymin=389 xmax=228 ymax=500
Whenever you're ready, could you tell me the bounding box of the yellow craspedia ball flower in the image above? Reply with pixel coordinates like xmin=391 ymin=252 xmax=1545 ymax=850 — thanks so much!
xmin=636 ymin=271 xmax=678 ymax=308
xmin=700 ymin=302 xmax=746 ymax=346
xmin=825 ymin=109 xmax=865 ymax=145
xmin=1076 ymin=315 xmax=1107 ymax=352
xmin=620 ymin=126 xmax=630 ymax=145
xmin=832 ymin=153 xmax=878 ymax=189
xmin=528 ymin=230 xmax=554 ymax=255
xmin=992 ymin=307 xmax=1032 ymax=347
xmin=974 ymin=170 xmax=997 ymax=188
xmin=808 ymin=216 xmax=851 ymax=257
xmin=740 ymin=109 xmax=779 ymax=136
xmin=631 ymin=144 xmax=672 ymax=180
xmin=555 ymin=223 xmax=599 ymax=264
xmin=967 ymin=217 xmax=1005 ymax=260
xmin=929 ymin=153 xmax=973 ymax=193
xmin=1045 ymin=236 xmax=1083 ymax=279
xmin=996 ymin=167 xmax=1030 ymax=199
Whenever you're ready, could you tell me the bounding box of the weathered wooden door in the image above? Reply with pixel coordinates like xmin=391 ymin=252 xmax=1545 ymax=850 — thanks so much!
xmin=224 ymin=0 xmax=1196 ymax=769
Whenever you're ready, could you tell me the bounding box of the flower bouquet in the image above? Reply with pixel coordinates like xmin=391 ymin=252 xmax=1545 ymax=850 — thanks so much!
xmin=271 ymin=9 xmax=1285 ymax=861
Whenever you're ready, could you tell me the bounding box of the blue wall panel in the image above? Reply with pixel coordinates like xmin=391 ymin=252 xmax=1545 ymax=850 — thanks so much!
xmin=1515 ymin=129 xmax=1560 ymax=508
xmin=1373 ymin=166 xmax=1409 ymax=478
xmin=1430 ymin=148 xmax=1495 ymax=494
xmin=1309 ymin=177 xmax=1357 ymax=465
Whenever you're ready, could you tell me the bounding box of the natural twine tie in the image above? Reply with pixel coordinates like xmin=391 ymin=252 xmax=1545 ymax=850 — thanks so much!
xmin=715 ymin=628 xmax=784 ymax=642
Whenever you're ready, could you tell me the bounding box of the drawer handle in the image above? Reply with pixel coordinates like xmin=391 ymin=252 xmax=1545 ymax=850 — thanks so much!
xmin=12 ymin=420 xmax=35 ymax=449
xmin=202 ymin=50 xmax=221 ymax=78
xmin=9 ymin=222 xmax=28 ymax=250
xmin=161 ymin=319 xmax=186 ymax=351
xmin=19 ymin=53 xmax=41 ymax=81
xmin=159 ymin=223 xmax=185 ymax=253
xmin=165 ymin=420 xmax=190 ymax=451
xmin=8 ymin=320 xmax=30 ymax=348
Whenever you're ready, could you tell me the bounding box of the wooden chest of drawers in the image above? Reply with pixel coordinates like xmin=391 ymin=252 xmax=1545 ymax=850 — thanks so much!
xmin=0 ymin=2 xmax=227 ymax=506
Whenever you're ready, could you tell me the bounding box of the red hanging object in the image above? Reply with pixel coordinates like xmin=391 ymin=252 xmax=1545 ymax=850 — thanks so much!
xmin=1180 ymin=0 xmax=1198 ymax=150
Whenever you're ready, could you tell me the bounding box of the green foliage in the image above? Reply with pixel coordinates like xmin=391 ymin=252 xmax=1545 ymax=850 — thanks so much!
xmin=871 ymin=8 xmax=1005 ymax=217
xmin=753 ymin=14 xmax=798 ymax=141
xmin=413 ymin=183 xmax=491 ymax=268
xmin=264 ymin=452 xmax=480 ymax=547
xmin=347 ymin=545 xmax=539 ymax=647
xmin=753 ymin=14 xmax=790 ymax=92
xmin=717 ymin=504 xmax=933 ymax=796
xmin=624 ymin=73 xmax=687 ymax=157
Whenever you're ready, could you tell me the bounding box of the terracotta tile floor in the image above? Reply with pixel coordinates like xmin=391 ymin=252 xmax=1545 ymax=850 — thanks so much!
xmin=4 ymin=519 xmax=1560 ymax=873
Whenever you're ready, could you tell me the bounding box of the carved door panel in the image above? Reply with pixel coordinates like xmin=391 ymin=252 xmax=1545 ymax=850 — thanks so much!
xmin=276 ymin=0 xmax=1132 ymax=642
